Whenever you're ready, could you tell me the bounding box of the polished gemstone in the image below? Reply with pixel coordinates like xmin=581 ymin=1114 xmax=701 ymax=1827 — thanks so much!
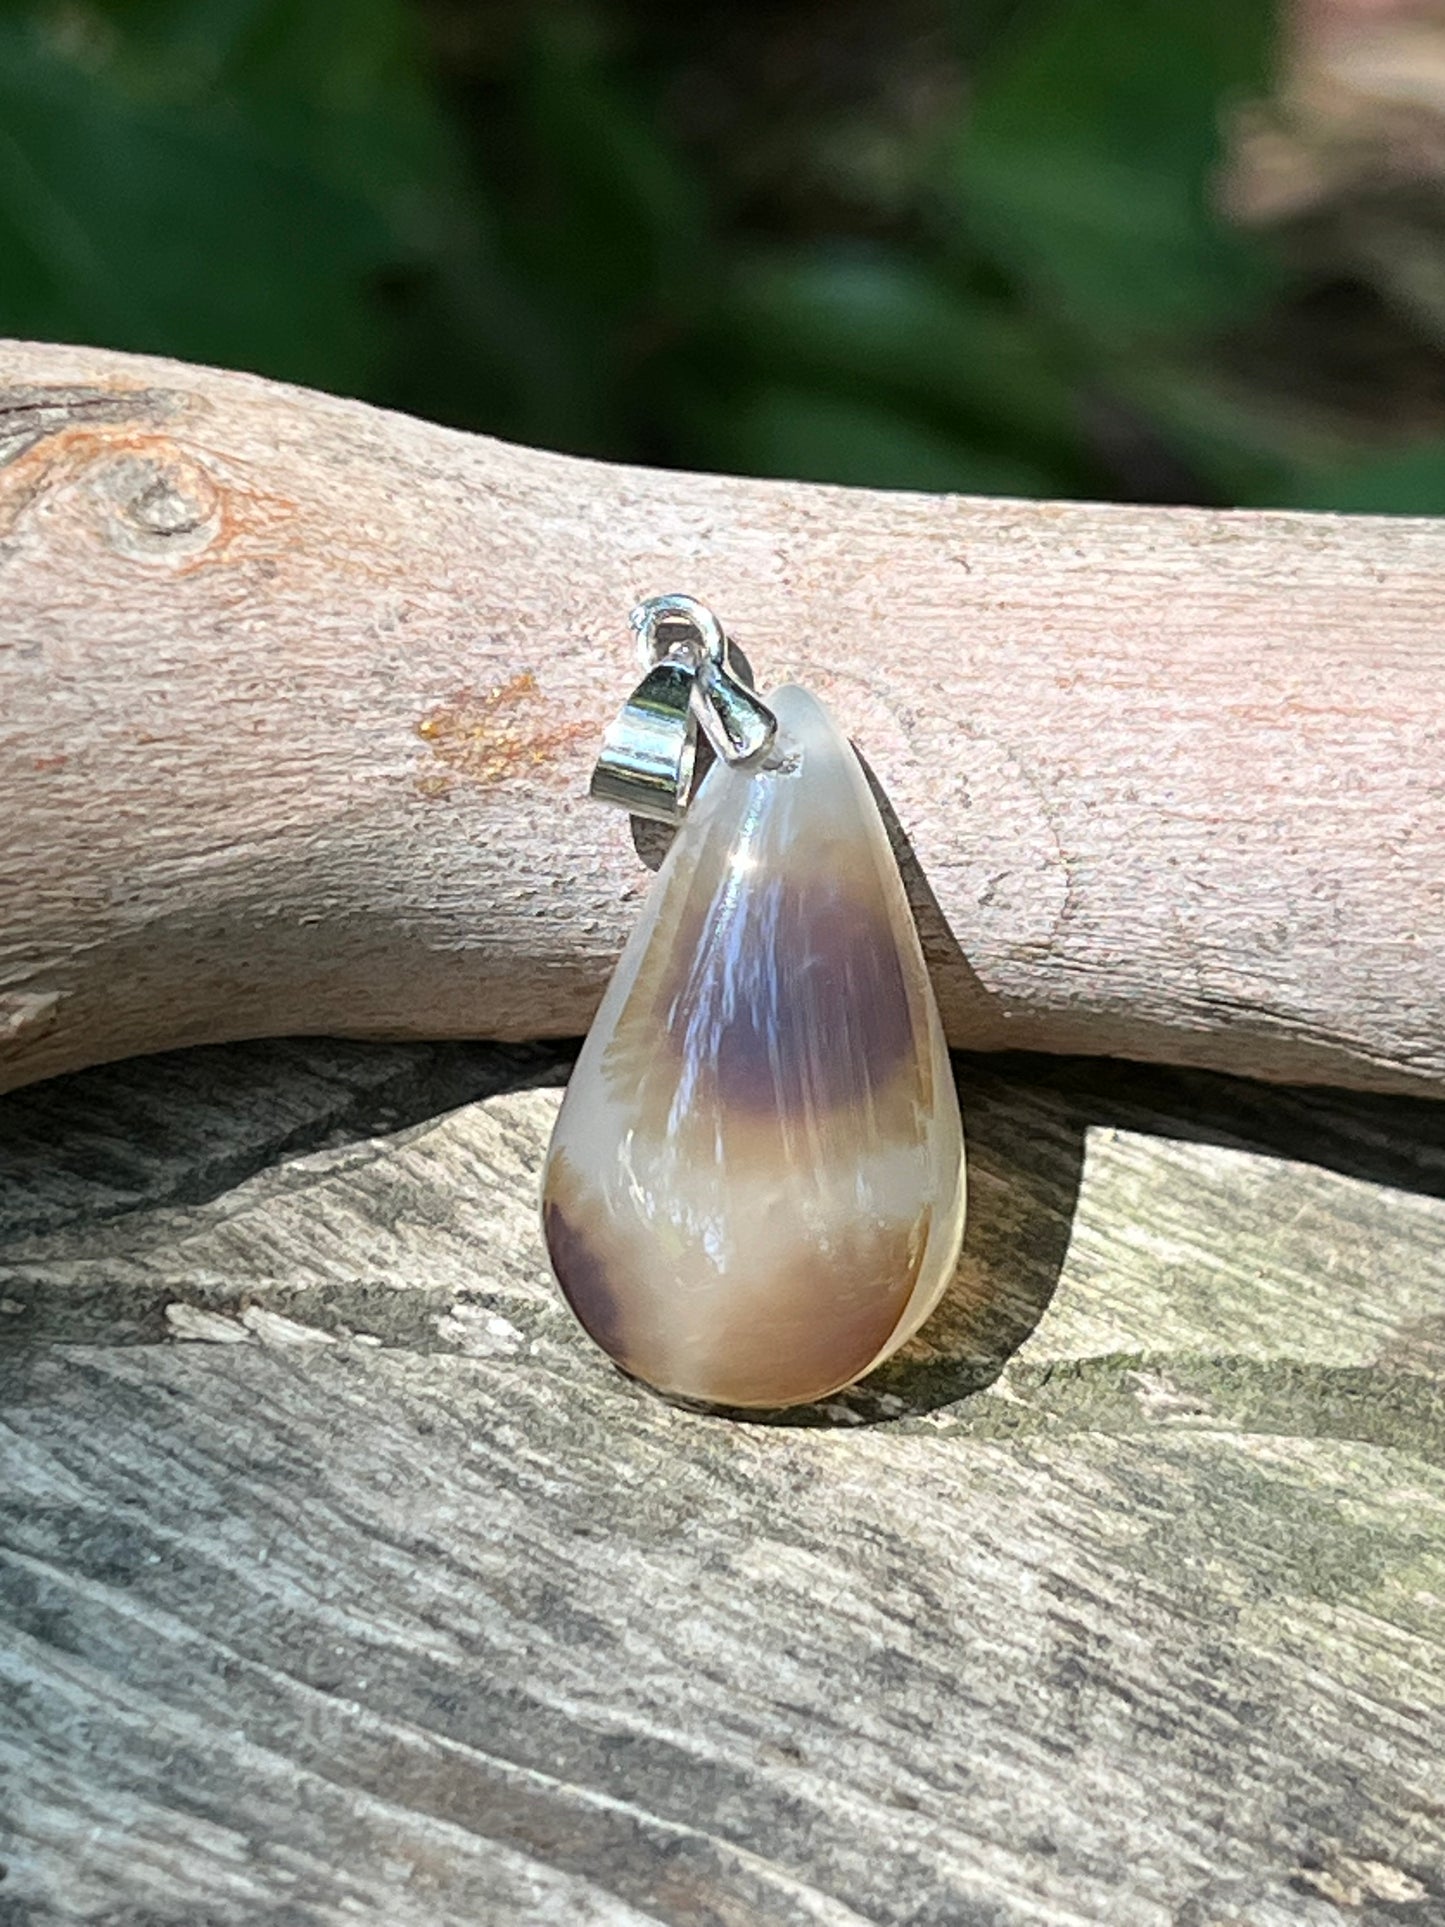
xmin=542 ymin=684 xmax=965 ymax=1407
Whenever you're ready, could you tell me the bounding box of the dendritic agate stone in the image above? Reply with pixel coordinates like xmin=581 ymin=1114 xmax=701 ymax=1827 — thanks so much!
xmin=542 ymin=684 xmax=965 ymax=1408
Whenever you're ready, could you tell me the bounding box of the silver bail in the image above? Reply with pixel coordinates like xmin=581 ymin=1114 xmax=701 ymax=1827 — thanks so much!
xmin=589 ymin=596 xmax=777 ymax=823
xmin=588 ymin=658 xmax=697 ymax=825
xmin=693 ymin=655 xmax=777 ymax=766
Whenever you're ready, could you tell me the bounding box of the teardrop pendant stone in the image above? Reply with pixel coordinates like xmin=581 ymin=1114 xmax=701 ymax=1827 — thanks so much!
xmin=543 ymin=685 xmax=965 ymax=1408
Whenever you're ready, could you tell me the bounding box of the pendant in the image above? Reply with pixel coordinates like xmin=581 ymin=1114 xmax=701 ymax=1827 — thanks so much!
xmin=542 ymin=597 xmax=965 ymax=1409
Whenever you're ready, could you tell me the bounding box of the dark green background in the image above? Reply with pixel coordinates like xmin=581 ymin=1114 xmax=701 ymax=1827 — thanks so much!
xmin=7 ymin=0 xmax=1445 ymax=511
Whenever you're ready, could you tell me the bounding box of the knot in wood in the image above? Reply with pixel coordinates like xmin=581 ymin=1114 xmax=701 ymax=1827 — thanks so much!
xmin=92 ymin=445 xmax=223 ymax=565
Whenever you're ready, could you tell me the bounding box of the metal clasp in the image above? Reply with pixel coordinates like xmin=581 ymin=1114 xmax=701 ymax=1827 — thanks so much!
xmin=589 ymin=595 xmax=777 ymax=824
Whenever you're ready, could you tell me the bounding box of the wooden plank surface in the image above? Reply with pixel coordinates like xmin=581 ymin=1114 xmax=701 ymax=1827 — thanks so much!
xmin=2 ymin=1038 xmax=1443 ymax=1925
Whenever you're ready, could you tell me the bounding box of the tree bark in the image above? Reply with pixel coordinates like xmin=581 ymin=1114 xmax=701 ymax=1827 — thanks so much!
xmin=1 ymin=339 xmax=1442 ymax=1095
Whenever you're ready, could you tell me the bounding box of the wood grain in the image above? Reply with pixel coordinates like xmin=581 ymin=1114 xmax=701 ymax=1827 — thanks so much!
xmin=1 ymin=341 xmax=1443 ymax=1096
xmin=2 ymin=1037 xmax=1443 ymax=1924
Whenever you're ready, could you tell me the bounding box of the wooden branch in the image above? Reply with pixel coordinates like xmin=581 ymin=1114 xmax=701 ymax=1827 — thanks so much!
xmin=2 ymin=339 xmax=1442 ymax=1095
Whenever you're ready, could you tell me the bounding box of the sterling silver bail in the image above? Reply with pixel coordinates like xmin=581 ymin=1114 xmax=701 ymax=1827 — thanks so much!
xmin=589 ymin=595 xmax=778 ymax=825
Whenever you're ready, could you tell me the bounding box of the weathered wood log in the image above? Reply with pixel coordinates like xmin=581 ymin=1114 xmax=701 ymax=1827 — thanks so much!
xmin=2 ymin=1037 xmax=1443 ymax=1922
xmin=2 ymin=340 xmax=1443 ymax=1097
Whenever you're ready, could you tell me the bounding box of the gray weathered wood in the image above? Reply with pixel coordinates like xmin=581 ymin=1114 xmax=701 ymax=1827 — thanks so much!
xmin=2 ymin=1039 xmax=1442 ymax=1924
xmin=3 ymin=341 xmax=1445 ymax=1098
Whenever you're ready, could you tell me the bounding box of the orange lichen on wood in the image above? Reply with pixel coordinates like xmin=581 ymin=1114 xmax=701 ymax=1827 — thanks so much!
xmin=415 ymin=672 xmax=595 ymax=796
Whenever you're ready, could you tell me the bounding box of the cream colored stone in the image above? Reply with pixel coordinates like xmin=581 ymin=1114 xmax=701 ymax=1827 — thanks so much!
xmin=542 ymin=685 xmax=965 ymax=1407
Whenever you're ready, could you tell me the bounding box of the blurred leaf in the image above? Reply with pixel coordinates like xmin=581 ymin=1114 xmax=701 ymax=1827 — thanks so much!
xmin=950 ymin=0 xmax=1282 ymax=345
xmin=1112 ymin=362 xmax=1356 ymax=506
xmin=699 ymin=382 xmax=1063 ymax=496
xmin=1290 ymin=442 xmax=1445 ymax=516
xmin=942 ymin=0 xmax=1034 ymax=62
xmin=90 ymin=0 xmax=449 ymax=208
xmin=0 ymin=12 xmax=391 ymax=390
xmin=459 ymin=12 xmax=710 ymax=454
xmin=723 ymin=249 xmax=1087 ymax=464
xmin=0 ymin=2 xmax=565 ymax=433
xmin=513 ymin=14 xmax=706 ymax=317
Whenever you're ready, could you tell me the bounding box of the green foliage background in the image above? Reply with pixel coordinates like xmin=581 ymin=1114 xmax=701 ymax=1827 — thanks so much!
xmin=6 ymin=0 xmax=1445 ymax=512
